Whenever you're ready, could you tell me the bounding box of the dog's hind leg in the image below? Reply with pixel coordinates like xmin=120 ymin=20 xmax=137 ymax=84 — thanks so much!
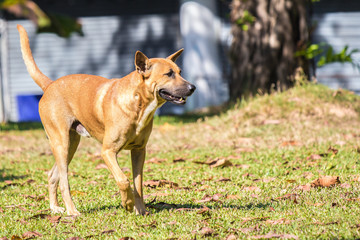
xmin=46 ymin=127 xmax=81 ymax=216
xmin=48 ymin=164 xmax=64 ymax=213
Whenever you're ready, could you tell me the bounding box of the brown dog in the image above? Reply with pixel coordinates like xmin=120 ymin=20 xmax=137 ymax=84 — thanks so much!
xmin=17 ymin=25 xmax=195 ymax=215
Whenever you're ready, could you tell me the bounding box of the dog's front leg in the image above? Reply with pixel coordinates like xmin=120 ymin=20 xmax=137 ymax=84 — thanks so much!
xmin=131 ymin=148 xmax=147 ymax=215
xmin=101 ymin=147 xmax=135 ymax=212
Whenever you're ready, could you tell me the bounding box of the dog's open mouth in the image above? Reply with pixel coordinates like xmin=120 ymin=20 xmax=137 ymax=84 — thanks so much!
xmin=159 ymin=89 xmax=187 ymax=105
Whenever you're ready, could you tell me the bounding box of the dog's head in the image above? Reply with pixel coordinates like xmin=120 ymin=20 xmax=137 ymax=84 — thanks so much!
xmin=134 ymin=49 xmax=196 ymax=105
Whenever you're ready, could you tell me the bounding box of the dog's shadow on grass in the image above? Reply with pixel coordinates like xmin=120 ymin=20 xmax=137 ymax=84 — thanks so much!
xmin=84 ymin=200 xmax=271 ymax=214
xmin=0 ymin=168 xmax=28 ymax=185
xmin=145 ymin=201 xmax=271 ymax=212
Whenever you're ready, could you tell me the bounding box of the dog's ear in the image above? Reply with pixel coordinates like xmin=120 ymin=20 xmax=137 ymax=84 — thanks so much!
xmin=135 ymin=51 xmax=149 ymax=74
xmin=167 ymin=48 xmax=184 ymax=62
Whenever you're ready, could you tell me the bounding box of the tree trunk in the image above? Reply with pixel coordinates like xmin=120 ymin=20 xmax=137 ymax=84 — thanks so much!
xmin=229 ymin=0 xmax=310 ymax=100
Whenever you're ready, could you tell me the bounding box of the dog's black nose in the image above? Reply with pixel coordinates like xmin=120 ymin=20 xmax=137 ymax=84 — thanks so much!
xmin=188 ymin=84 xmax=196 ymax=94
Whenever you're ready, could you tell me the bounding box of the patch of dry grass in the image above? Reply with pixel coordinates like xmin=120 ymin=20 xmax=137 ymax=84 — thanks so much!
xmin=149 ymin=83 xmax=360 ymax=155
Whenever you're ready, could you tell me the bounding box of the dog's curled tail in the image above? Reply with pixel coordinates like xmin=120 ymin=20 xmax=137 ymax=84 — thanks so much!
xmin=17 ymin=24 xmax=52 ymax=92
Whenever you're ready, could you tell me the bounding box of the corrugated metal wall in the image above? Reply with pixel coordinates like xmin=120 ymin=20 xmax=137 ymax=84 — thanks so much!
xmin=313 ymin=0 xmax=360 ymax=94
xmin=7 ymin=14 xmax=180 ymax=121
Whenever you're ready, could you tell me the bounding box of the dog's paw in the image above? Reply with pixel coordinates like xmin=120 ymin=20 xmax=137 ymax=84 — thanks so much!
xmin=120 ymin=189 xmax=135 ymax=212
xmin=122 ymin=199 xmax=135 ymax=212
xmin=50 ymin=206 xmax=65 ymax=214
xmin=67 ymin=209 xmax=81 ymax=216
xmin=134 ymin=206 xmax=149 ymax=216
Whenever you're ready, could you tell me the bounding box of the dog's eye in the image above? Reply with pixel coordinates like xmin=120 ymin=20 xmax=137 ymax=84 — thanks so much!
xmin=165 ymin=70 xmax=174 ymax=78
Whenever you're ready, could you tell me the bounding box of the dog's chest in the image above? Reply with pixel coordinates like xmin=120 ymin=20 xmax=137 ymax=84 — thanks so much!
xmin=136 ymin=99 xmax=158 ymax=135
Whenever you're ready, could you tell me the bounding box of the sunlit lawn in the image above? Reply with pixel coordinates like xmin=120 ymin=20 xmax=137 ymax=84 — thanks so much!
xmin=1 ymin=83 xmax=360 ymax=239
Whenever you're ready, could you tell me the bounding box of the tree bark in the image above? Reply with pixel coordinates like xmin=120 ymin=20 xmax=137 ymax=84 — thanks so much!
xmin=229 ymin=0 xmax=310 ymax=100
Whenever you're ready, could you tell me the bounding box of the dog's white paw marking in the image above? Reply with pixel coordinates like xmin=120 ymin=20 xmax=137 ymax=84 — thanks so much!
xmin=67 ymin=209 xmax=81 ymax=216
xmin=134 ymin=206 xmax=148 ymax=216
xmin=51 ymin=206 xmax=65 ymax=214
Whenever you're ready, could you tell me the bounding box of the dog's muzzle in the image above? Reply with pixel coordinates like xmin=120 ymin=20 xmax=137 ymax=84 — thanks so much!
xmin=159 ymin=84 xmax=196 ymax=105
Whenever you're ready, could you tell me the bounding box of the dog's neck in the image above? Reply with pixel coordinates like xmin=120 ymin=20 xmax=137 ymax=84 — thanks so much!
xmin=133 ymin=72 xmax=165 ymax=134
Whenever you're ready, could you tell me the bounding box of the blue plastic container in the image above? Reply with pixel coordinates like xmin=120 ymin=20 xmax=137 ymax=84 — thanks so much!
xmin=16 ymin=95 xmax=42 ymax=122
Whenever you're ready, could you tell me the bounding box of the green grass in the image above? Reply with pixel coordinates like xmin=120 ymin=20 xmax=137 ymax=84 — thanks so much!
xmin=1 ymin=82 xmax=360 ymax=239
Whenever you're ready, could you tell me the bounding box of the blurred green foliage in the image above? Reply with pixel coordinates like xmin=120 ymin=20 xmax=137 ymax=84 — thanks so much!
xmin=295 ymin=43 xmax=360 ymax=69
xmin=235 ymin=10 xmax=256 ymax=31
xmin=0 ymin=0 xmax=82 ymax=38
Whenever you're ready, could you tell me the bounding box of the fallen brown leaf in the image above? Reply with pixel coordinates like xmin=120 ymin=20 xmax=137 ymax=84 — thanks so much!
xmin=263 ymin=119 xmax=281 ymax=125
xmin=141 ymin=220 xmax=157 ymax=228
xmin=143 ymin=180 xmax=178 ymax=188
xmin=241 ymin=216 xmax=269 ymax=224
xmin=22 ymin=231 xmax=42 ymax=239
xmin=197 ymin=206 xmax=210 ymax=215
xmin=328 ymin=146 xmax=339 ymax=155
xmin=281 ymin=140 xmax=300 ymax=147
xmin=196 ymin=194 xmax=223 ymax=203
xmin=193 ymin=158 xmax=233 ymax=168
xmin=303 ymin=172 xmax=314 ymax=179
xmin=95 ymin=163 xmax=108 ymax=170
xmin=217 ymin=177 xmax=231 ymax=182
xmin=276 ymin=193 xmax=299 ymax=203
xmin=22 ymin=194 xmax=45 ymax=202
xmin=307 ymin=154 xmax=322 ymax=160
xmin=346 ymin=198 xmax=360 ymax=202
xmin=243 ymin=186 xmax=261 ymax=192
xmin=262 ymin=177 xmax=276 ymax=183
xmin=311 ymin=176 xmax=340 ymax=187
xmin=225 ymin=234 xmax=238 ymax=240
xmin=265 ymin=218 xmax=291 ymax=225
xmin=352 ymin=176 xmax=360 ymax=182
xmin=17 ymin=219 xmax=28 ymax=225
xmin=239 ymin=226 xmax=258 ymax=233
xmin=235 ymin=147 xmax=254 ymax=153
xmin=174 ymin=207 xmax=193 ymax=212
xmin=252 ymin=233 xmax=298 ymax=239
xmin=226 ymin=195 xmax=240 ymax=200
xmin=242 ymin=172 xmax=254 ymax=177
xmin=200 ymin=227 xmax=215 ymax=236
xmin=70 ymin=190 xmax=86 ymax=196
xmin=340 ymin=183 xmax=351 ymax=189
xmin=145 ymin=157 xmax=167 ymax=164
xmin=101 ymin=229 xmax=115 ymax=235
xmin=47 ymin=215 xmax=61 ymax=224
xmin=86 ymin=180 xmax=98 ymax=185
xmin=251 ymin=194 xmax=259 ymax=198
xmin=295 ymin=184 xmax=311 ymax=191
xmin=210 ymin=158 xmax=233 ymax=168
xmin=308 ymin=202 xmax=324 ymax=206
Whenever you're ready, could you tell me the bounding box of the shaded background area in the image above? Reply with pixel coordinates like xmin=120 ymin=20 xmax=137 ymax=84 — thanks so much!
xmin=0 ymin=0 xmax=360 ymax=122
